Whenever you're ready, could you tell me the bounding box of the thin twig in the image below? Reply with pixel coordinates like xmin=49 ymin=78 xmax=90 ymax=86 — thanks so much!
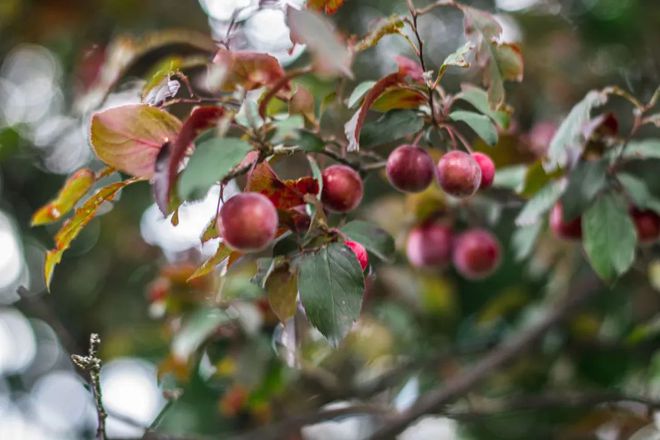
xmin=72 ymin=333 xmax=107 ymax=440
xmin=368 ymin=275 xmax=602 ymax=439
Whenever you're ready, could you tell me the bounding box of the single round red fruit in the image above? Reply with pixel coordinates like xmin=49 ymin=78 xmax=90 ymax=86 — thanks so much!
xmin=630 ymin=208 xmax=660 ymax=243
xmin=437 ymin=151 xmax=482 ymax=197
xmin=549 ymin=202 xmax=582 ymax=240
xmin=345 ymin=240 xmax=368 ymax=271
xmin=218 ymin=192 xmax=278 ymax=252
xmin=406 ymin=222 xmax=453 ymax=268
xmin=386 ymin=145 xmax=436 ymax=193
xmin=452 ymin=229 xmax=501 ymax=280
xmin=321 ymin=164 xmax=364 ymax=212
xmin=472 ymin=152 xmax=496 ymax=189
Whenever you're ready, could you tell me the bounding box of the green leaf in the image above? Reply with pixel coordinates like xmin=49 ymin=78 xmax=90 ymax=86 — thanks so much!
xmin=360 ymin=110 xmax=424 ymax=148
xmin=493 ymin=165 xmax=526 ymax=191
xmin=272 ymin=115 xmax=305 ymax=144
xmin=618 ymin=158 xmax=660 ymax=214
xmin=560 ymin=159 xmax=608 ymax=221
xmin=455 ymin=85 xmax=510 ymax=128
xmin=297 ymin=130 xmax=325 ymax=152
xmin=440 ymin=42 xmax=473 ymax=74
xmin=620 ymin=139 xmax=660 ymax=160
xmin=298 ymin=242 xmax=365 ymax=346
xmin=265 ymin=265 xmax=299 ymax=322
xmin=582 ymin=192 xmax=637 ymax=281
xmin=618 ymin=173 xmax=660 ymax=214
xmin=544 ymin=90 xmax=609 ymax=172
xmin=449 ymin=110 xmax=498 ymax=146
xmin=90 ymin=104 xmax=183 ymax=178
xmin=31 ymin=169 xmax=95 ymax=226
xmin=178 ymin=138 xmax=253 ymax=200
xmin=512 ymin=222 xmax=542 ymax=261
xmin=340 ymin=220 xmax=395 ymax=262
xmin=515 ymin=179 xmax=567 ymax=226
xmin=172 ymin=308 xmax=233 ymax=360
xmin=347 ymin=81 xmax=376 ymax=108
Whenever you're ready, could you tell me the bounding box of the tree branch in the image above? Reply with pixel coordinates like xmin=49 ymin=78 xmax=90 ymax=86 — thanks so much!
xmin=368 ymin=275 xmax=602 ymax=439
xmin=72 ymin=333 xmax=107 ymax=440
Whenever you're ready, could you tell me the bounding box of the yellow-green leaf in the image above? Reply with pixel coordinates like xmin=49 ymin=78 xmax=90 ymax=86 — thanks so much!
xmin=31 ymin=169 xmax=95 ymax=226
xmin=187 ymin=242 xmax=232 ymax=282
xmin=265 ymin=265 xmax=298 ymax=322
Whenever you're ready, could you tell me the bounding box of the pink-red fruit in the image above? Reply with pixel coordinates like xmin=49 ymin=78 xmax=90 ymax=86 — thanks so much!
xmin=437 ymin=151 xmax=482 ymax=197
xmin=345 ymin=240 xmax=368 ymax=271
xmin=549 ymin=203 xmax=582 ymax=240
xmin=630 ymin=208 xmax=660 ymax=243
xmin=386 ymin=145 xmax=436 ymax=193
xmin=321 ymin=165 xmax=364 ymax=212
xmin=452 ymin=229 xmax=501 ymax=280
xmin=406 ymin=223 xmax=453 ymax=268
xmin=219 ymin=192 xmax=278 ymax=252
xmin=472 ymin=152 xmax=495 ymax=189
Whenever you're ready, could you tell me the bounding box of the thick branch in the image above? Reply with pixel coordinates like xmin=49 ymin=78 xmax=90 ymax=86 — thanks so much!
xmin=368 ymin=275 xmax=602 ymax=439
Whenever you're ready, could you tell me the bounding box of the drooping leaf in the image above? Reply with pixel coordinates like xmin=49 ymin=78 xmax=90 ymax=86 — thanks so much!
xmin=582 ymin=192 xmax=637 ymax=281
xmin=44 ymin=177 xmax=142 ymax=289
xmin=544 ymin=89 xmax=610 ymax=172
xmin=455 ymin=84 xmax=510 ymax=129
xmin=178 ymin=138 xmax=253 ymax=200
xmin=90 ymin=104 xmax=182 ymax=178
xmin=298 ymin=242 xmax=365 ymax=346
xmin=559 ymin=159 xmax=608 ymax=221
xmin=287 ymin=7 xmax=352 ymax=78
xmin=307 ymin=0 xmax=345 ymax=15
xmin=353 ymin=16 xmax=405 ymax=52
xmin=265 ymin=265 xmax=299 ymax=322
xmin=76 ymin=30 xmax=217 ymax=113
xmin=515 ymin=179 xmax=567 ymax=226
xmin=449 ymin=110 xmax=498 ymax=146
xmin=360 ymin=110 xmax=424 ymax=148
xmin=31 ymin=169 xmax=95 ymax=226
xmin=340 ymin=221 xmax=395 ymax=262
xmin=344 ymin=72 xmax=403 ymax=151
xmin=153 ymin=106 xmax=225 ymax=214
xmin=172 ymin=308 xmax=233 ymax=361
xmin=188 ymin=243 xmax=233 ymax=282
xmin=619 ymin=139 xmax=660 ymax=160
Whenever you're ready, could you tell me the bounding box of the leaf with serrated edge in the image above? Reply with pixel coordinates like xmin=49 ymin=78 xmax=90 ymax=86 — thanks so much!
xmin=45 ymin=177 xmax=143 ymax=289
xmin=582 ymin=192 xmax=637 ymax=281
xmin=298 ymin=242 xmax=365 ymax=346
xmin=32 ymin=169 xmax=95 ymax=226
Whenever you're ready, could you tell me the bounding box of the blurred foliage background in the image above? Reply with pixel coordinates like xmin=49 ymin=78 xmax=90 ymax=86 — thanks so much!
xmin=0 ymin=0 xmax=659 ymax=439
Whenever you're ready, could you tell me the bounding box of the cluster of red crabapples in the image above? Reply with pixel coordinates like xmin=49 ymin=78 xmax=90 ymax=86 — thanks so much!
xmin=385 ymin=145 xmax=501 ymax=279
xmin=216 ymin=144 xmax=502 ymax=278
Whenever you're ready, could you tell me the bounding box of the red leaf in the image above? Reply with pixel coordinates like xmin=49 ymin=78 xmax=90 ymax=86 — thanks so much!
xmin=395 ymin=56 xmax=424 ymax=82
xmin=212 ymin=49 xmax=286 ymax=92
xmin=153 ymin=106 xmax=225 ymax=214
xmin=344 ymin=72 xmax=405 ymax=151
xmin=307 ymin=0 xmax=345 ymax=14
xmin=245 ymin=162 xmax=319 ymax=211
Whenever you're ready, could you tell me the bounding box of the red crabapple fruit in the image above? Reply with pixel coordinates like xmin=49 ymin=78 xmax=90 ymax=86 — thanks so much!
xmin=321 ymin=164 xmax=364 ymax=212
xmin=219 ymin=192 xmax=278 ymax=252
xmin=406 ymin=222 xmax=453 ymax=268
xmin=386 ymin=144 xmax=436 ymax=193
xmin=437 ymin=151 xmax=482 ymax=197
xmin=345 ymin=240 xmax=368 ymax=271
xmin=472 ymin=152 xmax=495 ymax=189
xmin=549 ymin=202 xmax=582 ymax=240
xmin=630 ymin=208 xmax=660 ymax=243
xmin=452 ymin=228 xmax=501 ymax=280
